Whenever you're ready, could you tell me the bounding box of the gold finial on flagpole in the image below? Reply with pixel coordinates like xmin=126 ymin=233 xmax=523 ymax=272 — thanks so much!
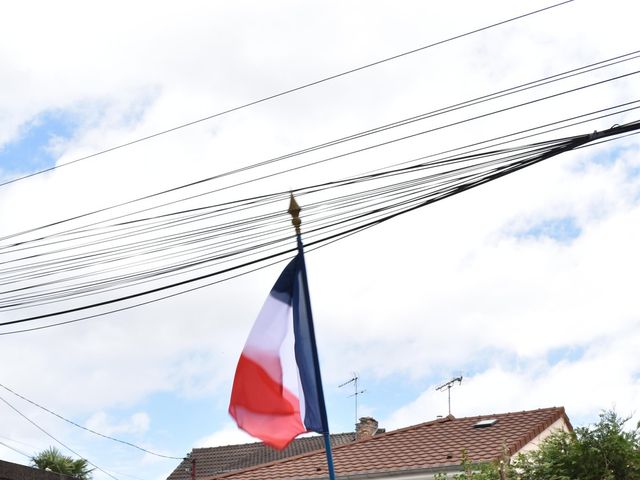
xmin=288 ymin=193 xmax=302 ymax=235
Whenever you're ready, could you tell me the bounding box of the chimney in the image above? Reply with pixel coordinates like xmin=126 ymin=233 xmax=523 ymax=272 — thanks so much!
xmin=355 ymin=417 xmax=378 ymax=441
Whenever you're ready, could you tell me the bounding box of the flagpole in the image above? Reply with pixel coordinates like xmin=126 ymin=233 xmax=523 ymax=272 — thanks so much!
xmin=288 ymin=193 xmax=337 ymax=480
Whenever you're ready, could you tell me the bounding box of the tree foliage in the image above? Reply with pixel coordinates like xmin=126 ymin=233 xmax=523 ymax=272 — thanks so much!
xmin=434 ymin=410 xmax=640 ymax=480
xmin=512 ymin=410 xmax=640 ymax=480
xmin=31 ymin=446 xmax=93 ymax=480
xmin=434 ymin=450 xmax=506 ymax=480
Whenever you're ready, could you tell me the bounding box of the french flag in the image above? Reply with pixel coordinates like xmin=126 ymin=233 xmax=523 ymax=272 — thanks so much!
xmin=229 ymin=254 xmax=324 ymax=449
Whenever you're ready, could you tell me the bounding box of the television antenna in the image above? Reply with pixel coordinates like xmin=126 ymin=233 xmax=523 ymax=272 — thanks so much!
xmin=435 ymin=376 xmax=463 ymax=416
xmin=339 ymin=372 xmax=366 ymax=427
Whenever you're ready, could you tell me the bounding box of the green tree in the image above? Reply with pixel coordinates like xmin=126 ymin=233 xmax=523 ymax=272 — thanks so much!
xmin=512 ymin=410 xmax=640 ymax=480
xmin=434 ymin=411 xmax=640 ymax=480
xmin=31 ymin=447 xmax=93 ymax=480
xmin=434 ymin=450 xmax=504 ymax=480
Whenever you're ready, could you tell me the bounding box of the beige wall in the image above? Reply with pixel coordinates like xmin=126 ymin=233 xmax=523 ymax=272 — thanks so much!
xmin=517 ymin=417 xmax=570 ymax=454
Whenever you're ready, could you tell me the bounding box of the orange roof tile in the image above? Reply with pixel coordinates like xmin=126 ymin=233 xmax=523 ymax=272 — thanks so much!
xmin=210 ymin=407 xmax=570 ymax=480
xmin=168 ymin=434 xmax=356 ymax=480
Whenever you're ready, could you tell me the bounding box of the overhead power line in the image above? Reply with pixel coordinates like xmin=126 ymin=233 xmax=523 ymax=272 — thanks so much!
xmin=0 ymin=219 xmax=370 ymax=336
xmin=0 ymin=0 xmax=574 ymax=190
xmin=3 ymin=50 xmax=637 ymax=246
xmin=0 ymin=94 xmax=637 ymax=300
xmin=367 ymin=100 xmax=640 ymax=174
xmin=0 ymin=98 xmax=635 ymax=274
xmin=1 ymin=123 xmax=637 ymax=316
xmin=0 ymin=383 xmax=184 ymax=461
xmin=0 ymin=120 xmax=637 ymax=335
xmin=0 ymin=438 xmax=32 ymax=459
xmin=0 ymin=253 xmax=294 ymax=335
xmin=575 ymin=130 xmax=640 ymax=150
xmin=0 ymin=394 xmax=119 ymax=480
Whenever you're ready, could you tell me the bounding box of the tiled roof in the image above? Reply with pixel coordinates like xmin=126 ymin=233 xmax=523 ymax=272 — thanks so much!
xmin=210 ymin=407 xmax=570 ymax=480
xmin=167 ymin=433 xmax=355 ymax=480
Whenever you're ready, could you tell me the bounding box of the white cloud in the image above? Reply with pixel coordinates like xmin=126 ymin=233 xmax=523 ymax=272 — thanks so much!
xmin=194 ymin=424 xmax=255 ymax=448
xmin=384 ymin=326 xmax=640 ymax=430
xmin=85 ymin=412 xmax=150 ymax=436
xmin=310 ymin=146 xmax=640 ymax=378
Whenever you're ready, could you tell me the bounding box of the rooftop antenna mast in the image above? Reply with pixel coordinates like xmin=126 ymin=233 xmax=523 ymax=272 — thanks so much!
xmin=339 ymin=372 xmax=365 ymax=427
xmin=435 ymin=376 xmax=463 ymax=416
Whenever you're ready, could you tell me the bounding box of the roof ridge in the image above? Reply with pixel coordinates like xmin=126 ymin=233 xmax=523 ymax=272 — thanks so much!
xmin=449 ymin=406 xmax=565 ymax=422
xmin=361 ymin=406 xmax=564 ymax=442
xmin=503 ymin=407 xmax=571 ymax=455
xmin=210 ymin=444 xmax=330 ymax=479
xmin=191 ymin=431 xmax=354 ymax=451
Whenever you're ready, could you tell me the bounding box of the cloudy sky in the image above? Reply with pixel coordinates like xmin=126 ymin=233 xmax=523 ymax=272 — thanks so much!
xmin=1 ymin=1 xmax=639 ymax=479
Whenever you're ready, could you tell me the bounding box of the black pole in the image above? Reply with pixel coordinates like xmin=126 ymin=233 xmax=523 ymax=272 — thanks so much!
xmin=289 ymin=194 xmax=337 ymax=480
